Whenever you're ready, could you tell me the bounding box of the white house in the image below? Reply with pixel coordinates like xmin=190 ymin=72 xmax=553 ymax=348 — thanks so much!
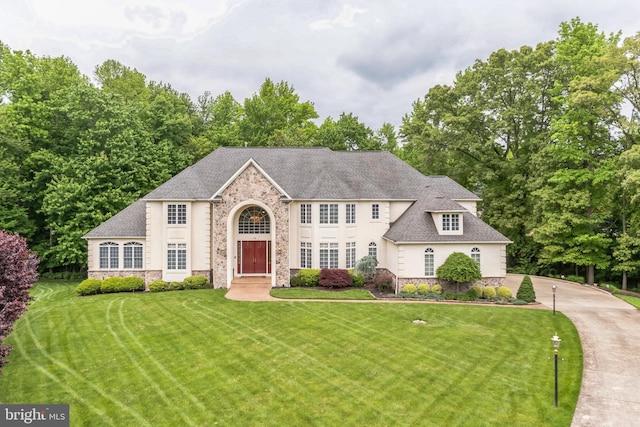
xmin=83 ymin=147 xmax=510 ymax=291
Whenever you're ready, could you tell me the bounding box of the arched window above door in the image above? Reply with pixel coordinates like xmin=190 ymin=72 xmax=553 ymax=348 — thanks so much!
xmin=239 ymin=206 xmax=271 ymax=234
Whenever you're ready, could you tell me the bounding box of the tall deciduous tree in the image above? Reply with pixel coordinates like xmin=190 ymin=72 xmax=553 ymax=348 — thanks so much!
xmin=240 ymin=78 xmax=318 ymax=146
xmin=0 ymin=230 xmax=39 ymax=374
xmin=531 ymin=19 xmax=623 ymax=284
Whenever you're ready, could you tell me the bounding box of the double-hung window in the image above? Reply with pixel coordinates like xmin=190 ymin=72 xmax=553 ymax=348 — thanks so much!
xmin=124 ymin=242 xmax=143 ymax=269
xmin=442 ymin=213 xmax=460 ymax=231
xmin=371 ymin=204 xmax=379 ymax=220
xmin=320 ymin=204 xmax=338 ymax=224
xmin=300 ymin=242 xmax=312 ymax=268
xmin=471 ymin=247 xmax=481 ymax=265
xmin=167 ymin=243 xmax=187 ymax=270
xmin=368 ymin=242 xmax=377 ymax=260
xmin=319 ymin=243 xmax=339 ymax=269
xmin=346 ymin=204 xmax=356 ymax=224
xmin=424 ymin=248 xmax=435 ymax=276
xmin=99 ymin=242 xmax=119 ymax=269
xmin=346 ymin=242 xmax=356 ymax=269
xmin=300 ymin=204 xmax=311 ymax=224
xmin=168 ymin=204 xmax=187 ymax=225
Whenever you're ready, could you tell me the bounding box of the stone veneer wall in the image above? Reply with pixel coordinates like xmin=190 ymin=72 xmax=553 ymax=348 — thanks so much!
xmin=211 ymin=164 xmax=290 ymax=288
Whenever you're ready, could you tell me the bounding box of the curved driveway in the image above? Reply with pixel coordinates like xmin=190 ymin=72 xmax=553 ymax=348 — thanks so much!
xmin=507 ymin=274 xmax=640 ymax=427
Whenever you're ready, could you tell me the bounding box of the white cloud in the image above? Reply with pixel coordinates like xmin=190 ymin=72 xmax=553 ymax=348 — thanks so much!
xmin=310 ymin=4 xmax=366 ymax=30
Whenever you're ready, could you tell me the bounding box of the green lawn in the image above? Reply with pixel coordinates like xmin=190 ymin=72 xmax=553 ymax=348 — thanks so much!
xmin=0 ymin=281 xmax=582 ymax=426
xmin=270 ymin=287 xmax=376 ymax=300
xmin=617 ymin=294 xmax=640 ymax=309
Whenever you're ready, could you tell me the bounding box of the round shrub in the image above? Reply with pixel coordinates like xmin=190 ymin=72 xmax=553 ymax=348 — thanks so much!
xmin=417 ymin=283 xmax=430 ymax=294
xmin=149 ymin=279 xmax=169 ymax=292
xmin=496 ymin=286 xmax=513 ymax=299
xmin=299 ymin=269 xmax=320 ymax=287
xmin=431 ymin=284 xmax=442 ymax=294
xmin=483 ymin=286 xmax=497 ymax=299
xmin=101 ymin=277 xmax=124 ymax=293
xmin=183 ymin=275 xmax=209 ymax=289
xmin=121 ymin=276 xmax=144 ymax=292
xmin=402 ymin=284 xmax=417 ymax=294
xmin=350 ymin=271 xmax=365 ymax=288
xmin=169 ymin=281 xmax=185 ymax=291
xmin=76 ymin=278 xmax=102 ymax=296
xmin=470 ymin=285 xmax=483 ymax=299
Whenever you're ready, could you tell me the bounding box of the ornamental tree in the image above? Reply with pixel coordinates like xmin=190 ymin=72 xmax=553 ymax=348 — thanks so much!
xmin=0 ymin=230 xmax=40 ymax=374
xmin=436 ymin=252 xmax=481 ymax=292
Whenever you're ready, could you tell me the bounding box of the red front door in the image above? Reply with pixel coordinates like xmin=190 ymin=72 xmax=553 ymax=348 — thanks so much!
xmin=239 ymin=241 xmax=269 ymax=274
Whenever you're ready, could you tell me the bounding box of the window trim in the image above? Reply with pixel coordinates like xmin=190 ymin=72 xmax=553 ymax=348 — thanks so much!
xmin=320 ymin=203 xmax=339 ymax=225
xmin=346 ymin=241 xmax=356 ymax=269
xmin=346 ymin=204 xmax=356 ymax=225
xmin=99 ymin=242 xmax=119 ymax=269
xmin=442 ymin=213 xmax=460 ymax=232
xmin=320 ymin=242 xmax=339 ymax=269
xmin=167 ymin=243 xmax=187 ymax=270
xmin=168 ymin=203 xmax=187 ymax=225
xmin=300 ymin=203 xmax=312 ymax=224
xmin=368 ymin=242 xmax=377 ymax=260
xmin=300 ymin=242 xmax=312 ymax=269
xmin=123 ymin=242 xmax=143 ymax=269
xmin=424 ymin=247 xmax=435 ymax=276
xmin=371 ymin=203 xmax=380 ymax=220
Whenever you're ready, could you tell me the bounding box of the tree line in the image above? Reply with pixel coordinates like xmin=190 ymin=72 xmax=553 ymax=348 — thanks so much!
xmin=1 ymin=18 xmax=640 ymax=288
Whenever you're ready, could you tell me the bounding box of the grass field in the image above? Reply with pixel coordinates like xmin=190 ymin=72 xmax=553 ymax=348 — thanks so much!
xmin=270 ymin=287 xmax=376 ymax=300
xmin=617 ymin=294 xmax=640 ymax=309
xmin=0 ymin=281 xmax=582 ymax=426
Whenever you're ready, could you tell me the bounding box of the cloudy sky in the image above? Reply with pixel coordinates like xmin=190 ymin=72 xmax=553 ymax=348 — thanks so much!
xmin=1 ymin=0 xmax=638 ymax=131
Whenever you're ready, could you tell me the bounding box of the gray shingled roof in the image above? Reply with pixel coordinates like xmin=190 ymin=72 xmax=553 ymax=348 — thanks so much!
xmin=383 ymin=196 xmax=511 ymax=243
xmin=143 ymin=147 xmax=481 ymax=201
xmin=83 ymin=199 xmax=146 ymax=239
xmin=84 ymin=147 xmax=503 ymax=241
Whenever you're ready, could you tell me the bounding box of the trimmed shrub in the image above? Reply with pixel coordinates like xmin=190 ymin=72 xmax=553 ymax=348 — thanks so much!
xmin=496 ymin=286 xmax=513 ymax=299
xmin=149 ymin=280 xmax=169 ymax=292
xmin=431 ymin=284 xmax=442 ymax=295
xmin=169 ymin=281 xmax=185 ymax=291
xmin=121 ymin=276 xmax=144 ymax=292
xmin=443 ymin=291 xmax=456 ymax=300
xmin=184 ymin=275 xmax=209 ymax=289
xmin=299 ymin=269 xmax=320 ymax=287
xmin=436 ymin=252 xmax=481 ymax=291
xmin=402 ymin=284 xmax=417 ymax=294
xmin=290 ymin=275 xmax=304 ymax=287
xmin=516 ymin=275 xmax=536 ymax=303
xmin=101 ymin=277 xmax=124 ymax=293
xmin=76 ymin=279 xmax=102 ymax=296
xmin=470 ymin=285 xmax=483 ymax=299
xmin=483 ymin=286 xmax=497 ymax=299
xmin=319 ymin=269 xmax=352 ymax=288
xmin=374 ymin=273 xmax=394 ymax=293
xmin=417 ymin=283 xmax=430 ymax=294
xmin=350 ymin=270 xmax=365 ymax=288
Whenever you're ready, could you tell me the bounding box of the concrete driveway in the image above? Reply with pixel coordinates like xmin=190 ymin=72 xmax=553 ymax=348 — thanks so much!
xmin=507 ymin=274 xmax=640 ymax=427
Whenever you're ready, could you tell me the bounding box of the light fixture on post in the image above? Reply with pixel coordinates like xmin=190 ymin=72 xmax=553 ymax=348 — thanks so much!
xmin=552 ymin=285 xmax=557 ymax=316
xmin=551 ymin=332 xmax=561 ymax=408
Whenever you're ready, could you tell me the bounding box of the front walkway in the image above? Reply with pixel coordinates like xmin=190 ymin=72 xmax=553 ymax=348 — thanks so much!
xmin=226 ymin=274 xmax=640 ymax=426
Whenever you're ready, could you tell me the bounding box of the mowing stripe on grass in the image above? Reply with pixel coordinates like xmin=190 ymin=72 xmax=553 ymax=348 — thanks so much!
xmin=115 ymin=298 xmax=210 ymax=414
xmin=185 ymin=300 xmax=386 ymax=415
xmin=105 ymin=299 xmax=198 ymax=427
xmin=10 ymin=328 xmax=113 ymax=425
xmin=17 ymin=305 xmax=152 ymax=426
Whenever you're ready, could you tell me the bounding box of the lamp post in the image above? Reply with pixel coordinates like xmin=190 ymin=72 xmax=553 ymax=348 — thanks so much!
xmin=551 ymin=333 xmax=561 ymax=407
xmin=552 ymin=285 xmax=557 ymax=316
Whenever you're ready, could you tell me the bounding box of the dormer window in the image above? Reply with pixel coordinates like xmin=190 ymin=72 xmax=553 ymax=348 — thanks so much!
xmin=442 ymin=213 xmax=460 ymax=231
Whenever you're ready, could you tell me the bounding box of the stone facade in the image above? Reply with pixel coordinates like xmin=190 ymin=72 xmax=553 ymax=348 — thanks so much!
xmin=211 ymin=163 xmax=290 ymax=288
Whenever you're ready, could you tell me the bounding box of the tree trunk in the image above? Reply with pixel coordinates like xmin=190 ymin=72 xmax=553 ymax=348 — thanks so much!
xmin=587 ymin=265 xmax=595 ymax=286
